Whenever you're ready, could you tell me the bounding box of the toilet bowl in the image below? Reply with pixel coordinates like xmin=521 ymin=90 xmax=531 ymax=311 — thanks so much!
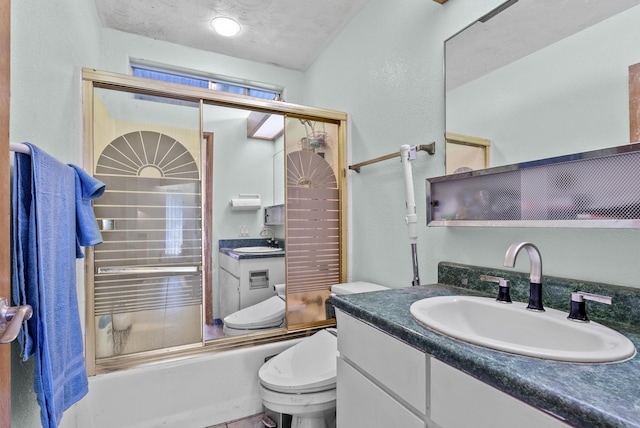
xmin=223 ymin=284 xmax=286 ymax=336
xmin=258 ymin=281 xmax=388 ymax=428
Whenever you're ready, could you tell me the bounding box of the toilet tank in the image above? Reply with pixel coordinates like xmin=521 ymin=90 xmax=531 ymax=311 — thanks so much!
xmin=331 ymin=281 xmax=388 ymax=295
xmin=326 ymin=281 xmax=388 ymax=319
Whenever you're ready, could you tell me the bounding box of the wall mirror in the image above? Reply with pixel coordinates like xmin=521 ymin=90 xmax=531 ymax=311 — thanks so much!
xmin=84 ymin=69 xmax=347 ymax=373
xmin=445 ymin=0 xmax=640 ymax=173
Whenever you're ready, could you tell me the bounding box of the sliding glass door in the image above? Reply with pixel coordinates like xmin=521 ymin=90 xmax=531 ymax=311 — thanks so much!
xmin=91 ymin=88 xmax=204 ymax=357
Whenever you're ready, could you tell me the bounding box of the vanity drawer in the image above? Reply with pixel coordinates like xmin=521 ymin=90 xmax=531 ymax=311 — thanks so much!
xmin=336 ymin=310 xmax=428 ymax=416
xmin=219 ymin=252 xmax=239 ymax=277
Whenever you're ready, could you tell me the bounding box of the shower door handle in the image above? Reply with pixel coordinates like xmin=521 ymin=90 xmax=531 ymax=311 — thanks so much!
xmin=0 ymin=297 xmax=33 ymax=344
xmin=96 ymin=266 xmax=200 ymax=274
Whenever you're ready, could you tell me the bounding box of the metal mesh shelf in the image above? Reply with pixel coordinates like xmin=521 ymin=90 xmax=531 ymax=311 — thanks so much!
xmin=427 ymin=144 xmax=640 ymax=228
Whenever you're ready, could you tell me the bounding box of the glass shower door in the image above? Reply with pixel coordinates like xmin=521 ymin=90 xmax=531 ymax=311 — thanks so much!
xmin=92 ymin=87 xmax=203 ymax=357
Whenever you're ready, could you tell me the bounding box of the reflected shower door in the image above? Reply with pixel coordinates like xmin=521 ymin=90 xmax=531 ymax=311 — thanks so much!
xmin=285 ymin=118 xmax=342 ymax=329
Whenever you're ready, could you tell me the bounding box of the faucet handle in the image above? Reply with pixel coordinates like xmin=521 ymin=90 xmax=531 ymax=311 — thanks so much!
xmin=567 ymin=291 xmax=612 ymax=322
xmin=480 ymin=275 xmax=512 ymax=303
xmin=480 ymin=275 xmax=509 ymax=287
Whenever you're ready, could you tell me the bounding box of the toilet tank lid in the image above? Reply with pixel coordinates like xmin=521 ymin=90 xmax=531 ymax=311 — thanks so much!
xmin=331 ymin=281 xmax=388 ymax=295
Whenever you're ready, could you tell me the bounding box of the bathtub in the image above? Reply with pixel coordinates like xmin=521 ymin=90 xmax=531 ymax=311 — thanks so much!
xmin=58 ymin=339 xmax=301 ymax=428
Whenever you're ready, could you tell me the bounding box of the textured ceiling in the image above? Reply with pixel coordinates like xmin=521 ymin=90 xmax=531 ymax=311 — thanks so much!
xmin=93 ymin=0 xmax=370 ymax=71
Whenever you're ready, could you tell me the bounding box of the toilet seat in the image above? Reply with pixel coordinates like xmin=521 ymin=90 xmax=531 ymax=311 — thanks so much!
xmin=259 ymin=329 xmax=337 ymax=394
xmin=223 ymin=295 xmax=285 ymax=329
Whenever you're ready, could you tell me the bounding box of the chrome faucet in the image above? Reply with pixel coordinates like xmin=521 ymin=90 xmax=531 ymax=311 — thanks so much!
xmin=260 ymin=226 xmax=278 ymax=247
xmin=503 ymin=242 xmax=544 ymax=311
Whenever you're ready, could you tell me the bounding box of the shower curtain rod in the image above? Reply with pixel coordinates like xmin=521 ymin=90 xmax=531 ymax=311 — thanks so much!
xmin=9 ymin=142 xmax=31 ymax=155
xmin=348 ymin=142 xmax=435 ymax=173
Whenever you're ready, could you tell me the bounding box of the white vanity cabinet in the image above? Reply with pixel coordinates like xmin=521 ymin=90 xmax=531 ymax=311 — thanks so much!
xmin=336 ymin=310 xmax=569 ymax=428
xmin=336 ymin=310 xmax=430 ymax=428
xmin=218 ymin=252 xmax=285 ymax=319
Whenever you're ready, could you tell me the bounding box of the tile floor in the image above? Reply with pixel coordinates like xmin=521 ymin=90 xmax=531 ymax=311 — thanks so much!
xmin=206 ymin=413 xmax=266 ymax=428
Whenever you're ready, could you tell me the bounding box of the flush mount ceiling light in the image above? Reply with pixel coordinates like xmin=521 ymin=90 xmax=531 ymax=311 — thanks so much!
xmin=211 ymin=16 xmax=241 ymax=37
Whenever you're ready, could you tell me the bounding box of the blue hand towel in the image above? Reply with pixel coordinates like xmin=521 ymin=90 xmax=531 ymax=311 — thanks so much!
xmin=68 ymin=164 xmax=106 ymax=258
xmin=11 ymin=143 xmax=89 ymax=428
xmin=11 ymin=148 xmax=37 ymax=357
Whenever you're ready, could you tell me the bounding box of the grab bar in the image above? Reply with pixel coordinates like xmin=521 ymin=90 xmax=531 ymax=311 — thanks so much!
xmin=97 ymin=266 xmax=200 ymax=274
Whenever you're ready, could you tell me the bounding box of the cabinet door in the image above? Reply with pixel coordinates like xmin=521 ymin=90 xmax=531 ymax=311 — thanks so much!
xmin=337 ymin=358 xmax=425 ymax=428
xmin=336 ymin=311 xmax=427 ymax=416
xmin=219 ymin=252 xmax=239 ymax=277
xmin=218 ymin=268 xmax=239 ymax=319
xmin=431 ymin=359 xmax=568 ymax=427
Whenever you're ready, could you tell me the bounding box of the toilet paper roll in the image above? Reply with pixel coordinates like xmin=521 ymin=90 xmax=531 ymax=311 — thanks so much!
xmin=274 ymin=283 xmax=286 ymax=296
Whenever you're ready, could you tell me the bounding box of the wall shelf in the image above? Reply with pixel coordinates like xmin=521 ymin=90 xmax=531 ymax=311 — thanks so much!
xmin=427 ymin=143 xmax=640 ymax=228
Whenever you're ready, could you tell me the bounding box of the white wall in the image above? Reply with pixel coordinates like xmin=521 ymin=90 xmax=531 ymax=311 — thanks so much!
xmin=305 ymin=0 xmax=502 ymax=287
xmin=305 ymin=0 xmax=640 ymax=290
xmin=10 ymin=0 xmax=101 ymax=161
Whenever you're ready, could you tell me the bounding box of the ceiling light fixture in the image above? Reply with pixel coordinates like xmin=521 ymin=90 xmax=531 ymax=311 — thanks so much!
xmin=211 ymin=17 xmax=241 ymax=37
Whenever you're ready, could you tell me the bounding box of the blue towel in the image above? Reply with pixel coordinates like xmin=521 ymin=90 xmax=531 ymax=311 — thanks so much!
xmin=11 ymin=143 xmax=89 ymax=428
xmin=68 ymin=164 xmax=105 ymax=258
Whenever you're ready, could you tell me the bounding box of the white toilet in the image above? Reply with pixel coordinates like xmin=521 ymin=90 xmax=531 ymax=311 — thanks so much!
xmin=223 ymin=283 xmax=286 ymax=336
xmin=258 ymin=281 xmax=388 ymax=428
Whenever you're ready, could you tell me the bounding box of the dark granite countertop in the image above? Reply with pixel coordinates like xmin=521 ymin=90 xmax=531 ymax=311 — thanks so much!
xmin=331 ymin=264 xmax=640 ymax=428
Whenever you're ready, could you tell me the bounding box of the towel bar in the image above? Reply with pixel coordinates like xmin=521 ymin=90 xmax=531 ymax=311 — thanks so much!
xmin=348 ymin=142 xmax=435 ymax=173
xmin=0 ymin=297 xmax=33 ymax=344
xmin=97 ymin=266 xmax=200 ymax=274
xmin=9 ymin=142 xmax=31 ymax=154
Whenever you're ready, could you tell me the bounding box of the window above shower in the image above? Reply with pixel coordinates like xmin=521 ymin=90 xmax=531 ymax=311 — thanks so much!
xmin=130 ymin=61 xmax=283 ymax=103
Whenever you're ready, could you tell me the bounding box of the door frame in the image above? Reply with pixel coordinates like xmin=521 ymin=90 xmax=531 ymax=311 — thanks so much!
xmin=1 ymin=0 xmax=12 ymax=425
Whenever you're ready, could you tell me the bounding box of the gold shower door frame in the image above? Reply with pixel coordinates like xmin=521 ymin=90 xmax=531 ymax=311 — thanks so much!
xmin=82 ymin=68 xmax=348 ymax=374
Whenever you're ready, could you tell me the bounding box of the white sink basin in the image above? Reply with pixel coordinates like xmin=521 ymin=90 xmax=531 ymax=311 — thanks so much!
xmin=232 ymin=246 xmax=283 ymax=254
xmin=410 ymin=296 xmax=636 ymax=363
